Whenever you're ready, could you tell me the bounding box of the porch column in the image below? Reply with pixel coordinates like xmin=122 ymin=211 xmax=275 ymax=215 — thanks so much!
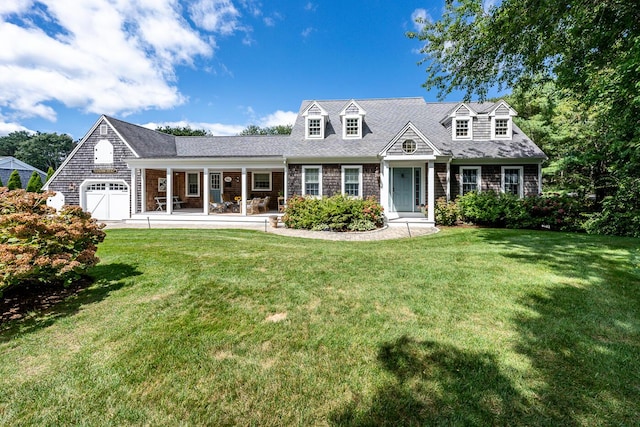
xmin=446 ymin=160 xmax=451 ymax=202
xmin=166 ymin=168 xmax=173 ymax=215
xmin=241 ymin=167 xmax=247 ymax=216
xmin=380 ymin=160 xmax=390 ymax=214
xmin=130 ymin=167 xmax=137 ymax=216
xmin=283 ymin=160 xmax=288 ymax=199
xmin=427 ymin=161 xmax=435 ymax=223
xmin=203 ymin=167 xmax=209 ymax=214
xmin=140 ymin=168 xmax=147 ymax=212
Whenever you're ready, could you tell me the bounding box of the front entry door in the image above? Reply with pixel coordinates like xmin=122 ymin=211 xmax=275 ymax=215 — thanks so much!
xmin=210 ymin=173 xmax=222 ymax=203
xmin=392 ymin=168 xmax=414 ymax=211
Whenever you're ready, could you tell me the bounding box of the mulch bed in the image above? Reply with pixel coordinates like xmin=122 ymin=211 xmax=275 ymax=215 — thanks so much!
xmin=0 ymin=278 xmax=92 ymax=324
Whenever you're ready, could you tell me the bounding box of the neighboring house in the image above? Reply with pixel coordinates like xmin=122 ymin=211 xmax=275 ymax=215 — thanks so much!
xmin=44 ymin=98 xmax=546 ymax=224
xmin=0 ymin=156 xmax=47 ymax=189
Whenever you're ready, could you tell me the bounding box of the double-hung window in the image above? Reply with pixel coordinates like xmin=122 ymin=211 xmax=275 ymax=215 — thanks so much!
xmin=454 ymin=118 xmax=472 ymax=139
xmin=460 ymin=167 xmax=480 ymax=195
xmin=342 ymin=166 xmax=362 ymax=197
xmin=252 ymin=172 xmax=272 ymax=191
xmin=307 ymin=118 xmax=321 ymax=137
xmin=502 ymin=166 xmax=523 ymax=197
xmin=186 ymin=172 xmax=200 ymax=197
xmin=303 ymin=166 xmax=322 ymax=197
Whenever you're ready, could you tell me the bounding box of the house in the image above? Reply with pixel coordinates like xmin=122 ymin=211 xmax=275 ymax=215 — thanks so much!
xmin=0 ymin=156 xmax=47 ymax=189
xmin=44 ymin=98 xmax=546 ymax=224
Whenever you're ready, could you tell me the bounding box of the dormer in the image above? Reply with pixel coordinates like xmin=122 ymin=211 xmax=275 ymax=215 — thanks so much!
xmin=339 ymin=100 xmax=366 ymax=139
xmin=489 ymin=100 xmax=517 ymax=140
xmin=303 ymin=101 xmax=329 ymax=139
xmin=448 ymin=103 xmax=477 ymax=140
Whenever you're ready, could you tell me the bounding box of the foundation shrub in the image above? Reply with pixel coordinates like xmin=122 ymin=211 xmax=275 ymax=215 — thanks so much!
xmin=434 ymin=197 xmax=460 ymax=226
xmin=0 ymin=188 xmax=106 ymax=294
xmin=458 ymin=191 xmax=521 ymax=227
xmin=282 ymin=194 xmax=384 ymax=231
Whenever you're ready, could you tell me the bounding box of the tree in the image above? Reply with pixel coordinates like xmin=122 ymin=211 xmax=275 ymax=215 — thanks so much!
xmin=13 ymin=132 xmax=75 ymax=172
xmin=45 ymin=166 xmax=55 ymax=183
xmin=0 ymin=130 xmax=32 ymax=157
xmin=156 ymin=126 xmax=210 ymax=136
xmin=26 ymin=171 xmax=43 ymax=192
xmin=7 ymin=170 xmax=22 ymax=190
xmin=238 ymin=124 xmax=292 ymax=135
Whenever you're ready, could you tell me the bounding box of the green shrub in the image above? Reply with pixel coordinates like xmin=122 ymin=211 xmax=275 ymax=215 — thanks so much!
xmin=0 ymin=188 xmax=106 ymax=294
xmin=7 ymin=170 xmax=22 ymax=190
xmin=518 ymin=193 xmax=591 ymax=232
xmin=26 ymin=171 xmax=43 ymax=192
xmin=282 ymin=194 xmax=384 ymax=232
xmin=584 ymin=178 xmax=640 ymax=237
xmin=434 ymin=197 xmax=460 ymax=226
xmin=458 ymin=191 xmax=521 ymax=227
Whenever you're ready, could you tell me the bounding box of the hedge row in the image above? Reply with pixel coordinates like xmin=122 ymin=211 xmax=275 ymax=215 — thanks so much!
xmin=282 ymin=194 xmax=384 ymax=231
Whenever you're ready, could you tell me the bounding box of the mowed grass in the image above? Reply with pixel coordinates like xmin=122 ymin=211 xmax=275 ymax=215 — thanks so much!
xmin=1 ymin=227 xmax=639 ymax=425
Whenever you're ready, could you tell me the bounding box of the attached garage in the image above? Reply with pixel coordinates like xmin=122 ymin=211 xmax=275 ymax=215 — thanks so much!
xmin=81 ymin=180 xmax=130 ymax=220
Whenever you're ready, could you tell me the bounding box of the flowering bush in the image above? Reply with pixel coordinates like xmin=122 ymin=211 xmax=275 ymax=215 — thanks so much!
xmin=282 ymin=194 xmax=384 ymax=231
xmin=0 ymin=188 xmax=106 ymax=294
xmin=434 ymin=197 xmax=460 ymax=226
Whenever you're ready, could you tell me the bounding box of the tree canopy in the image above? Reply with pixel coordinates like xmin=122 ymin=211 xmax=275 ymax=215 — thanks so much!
xmin=13 ymin=132 xmax=75 ymax=172
xmin=155 ymin=126 xmax=210 ymax=136
xmin=238 ymin=124 xmax=292 ymax=136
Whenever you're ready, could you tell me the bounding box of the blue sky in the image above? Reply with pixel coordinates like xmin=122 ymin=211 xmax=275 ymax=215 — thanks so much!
xmin=0 ymin=1 xmax=486 ymax=139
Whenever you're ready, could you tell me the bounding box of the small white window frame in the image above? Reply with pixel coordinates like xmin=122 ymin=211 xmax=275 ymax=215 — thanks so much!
xmin=302 ymin=165 xmax=322 ymax=197
xmin=341 ymin=165 xmax=363 ymax=198
xmin=99 ymin=124 xmax=108 ymax=135
xmin=252 ymin=171 xmax=272 ymax=192
xmin=305 ymin=117 xmax=324 ymax=139
xmin=501 ymin=166 xmax=524 ymax=198
xmin=460 ymin=166 xmax=481 ymax=195
xmin=491 ymin=117 xmax=512 ymax=140
xmin=453 ymin=118 xmax=473 ymax=140
xmin=342 ymin=116 xmax=362 ymax=139
xmin=186 ymin=172 xmax=200 ymax=197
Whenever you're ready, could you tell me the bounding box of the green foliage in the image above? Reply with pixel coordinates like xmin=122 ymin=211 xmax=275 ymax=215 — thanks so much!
xmin=45 ymin=166 xmax=55 ymax=183
xmin=0 ymin=176 xmax=3 ymax=186
xmin=0 ymin=130 xmax=32 ymax=157
xmin=26 ymin=171 xmax=43 ymax=193
xmin=456 ymin=191 xmax=591 ymax=231
xmin=13 ymin=132 xmax=75 ymax=171
xmin=584 ymin=178 xmax=640 ymax=238
xmin=0 ymin=188 xmax=106 ymax=294
xmin=7 ymin=170 xmax=22 ymax=190
xmin=282 ymin=194 xmax=384 ymax=232
xmin=238 ymin=124 xmax=293 ymax=135
xmin=155 ymin=126 xmax=210 ymax=136
xmin=434 ymin=197 xmax=460 ymax=226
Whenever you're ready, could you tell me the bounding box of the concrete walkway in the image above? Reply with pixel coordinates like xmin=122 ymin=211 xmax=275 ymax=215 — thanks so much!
xmin=102 ymin=221 xmax=439 ymax=241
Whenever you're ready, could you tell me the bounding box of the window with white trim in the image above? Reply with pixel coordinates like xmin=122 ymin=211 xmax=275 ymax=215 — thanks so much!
xmin=492 ymin=117 xmax=512 ymax=139
xmin=99 ymin=124 xmax=108 ymax=135
xmin=186 ymin=172 xmax=200 ymax=197
xmin=345 ymin=117 xmax=360 ymax=138
xmin=453 ymin=118 xmax=472 ymax=139
xmin=302 ymin=166 xmax=322 ymax=197
xmin=252 ymin=172 xmax=272 ymax=191
xmin=460 ymin=167 xmax=481 ymax=195
xmin=307 ymin=118 xmax=322 ymax=137
xmin=502 ymin=166 xmax=523 ymax=197
xmin=342 ymin=166 xmax=362 ymax=197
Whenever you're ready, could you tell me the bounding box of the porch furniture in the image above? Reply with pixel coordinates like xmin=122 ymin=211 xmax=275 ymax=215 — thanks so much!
xmin=155 ymin=196 xmax=184 ymax=211
xmin=209 ymin=201 xmax=226 ymax=213
xmin=257 ymin=196 xmax=270 ymax=213
xmin=246 ymin=198 xmax=260 ymax=214
xmin=278 ymin=196 xmax=286 ymax=213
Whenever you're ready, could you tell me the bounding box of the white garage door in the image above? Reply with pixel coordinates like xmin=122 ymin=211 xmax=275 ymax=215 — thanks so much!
xmin=84 ymin=182 xmax=130 ymax=220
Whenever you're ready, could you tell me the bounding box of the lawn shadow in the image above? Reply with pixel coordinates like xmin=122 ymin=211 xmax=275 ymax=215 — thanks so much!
xmin=330 ymin=336 xmax=543 ymax=426
xmin=476 ymin=229 xmax=640 ymax=423
xmin=0 ymin=263 xmax=141 ymax=340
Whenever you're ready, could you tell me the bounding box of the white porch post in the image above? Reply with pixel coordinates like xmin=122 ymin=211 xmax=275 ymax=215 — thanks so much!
xmin=203 ymin=167 xmax=209 ymax=214
xmin=283 ymin=160 xmax=288 ymax=199
xmin=427 ymin=161 xmax=435 ymax=223
xmin=130 ymin=167 xmax=137 ymax=217
xmin=241 ymin=167 xmax=247 ymax=216
xmin=446 ymin=160 xmax=451 ymax=202
xmin=166 ymin=168 xmax=173 ymax=215
xmin=380 ymin=160 xmax=389 ymax=214
xmin=140 ymin=168 xmax=147 ymax=212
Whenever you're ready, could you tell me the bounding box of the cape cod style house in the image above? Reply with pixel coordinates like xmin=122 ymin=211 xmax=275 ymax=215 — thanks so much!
xmin=44 ymin=97 xmax=546 ymax=225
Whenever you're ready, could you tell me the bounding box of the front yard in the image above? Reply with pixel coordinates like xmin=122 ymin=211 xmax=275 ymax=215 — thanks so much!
xmin=1 ymin=228 xmax=638 ymax=425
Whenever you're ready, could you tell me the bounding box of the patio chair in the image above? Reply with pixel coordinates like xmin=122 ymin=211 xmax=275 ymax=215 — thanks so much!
xmin=257 ymin=196 xmax=270 ymax=213
xmin=246 ymin=198 xmax=260 ymax=214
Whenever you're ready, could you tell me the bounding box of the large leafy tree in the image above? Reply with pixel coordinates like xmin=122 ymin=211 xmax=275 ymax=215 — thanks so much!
xmin=13 ymin=132 xmax=75 ymax=172
xmin=0 ymin=131 xmax=32 ymax=157
xmin=239 ymin=124 xmax=292 ymax=136
xmin=155 ymin=126 xmax=210 ymax=136
xmin=408 ymin=0 xmax=640 ymax=235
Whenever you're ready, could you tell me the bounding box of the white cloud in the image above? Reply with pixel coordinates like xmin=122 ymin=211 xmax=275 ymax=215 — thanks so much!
xmin=142 ymin=109 xmax=297 ymax=136
xmin=301 ymin=27 xmax=314 ymax=38
xmin=411 ymin=8 xmax=431 ymax=32
xmin=0 ymin=0 xmax=249 ymax=125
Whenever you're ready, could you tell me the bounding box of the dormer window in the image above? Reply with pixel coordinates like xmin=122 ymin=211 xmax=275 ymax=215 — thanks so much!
xmin=303 ymin=101 xmax=328 ymax=139
xmin=340 ymin=100 xmax=366 ymax=139
xmin=490 ymin=101 xmax=516 ymax=139
xmin=454 ymin=118 xmax=472 ymax=140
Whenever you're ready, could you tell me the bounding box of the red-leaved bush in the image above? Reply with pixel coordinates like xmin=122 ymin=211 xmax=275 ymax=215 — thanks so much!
xmin=0 ymin=187 xmax=106 ymax=294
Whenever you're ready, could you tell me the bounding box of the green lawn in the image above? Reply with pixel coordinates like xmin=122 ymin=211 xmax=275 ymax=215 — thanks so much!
xmin=1 ymin=228 xmax=639 ymax=425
